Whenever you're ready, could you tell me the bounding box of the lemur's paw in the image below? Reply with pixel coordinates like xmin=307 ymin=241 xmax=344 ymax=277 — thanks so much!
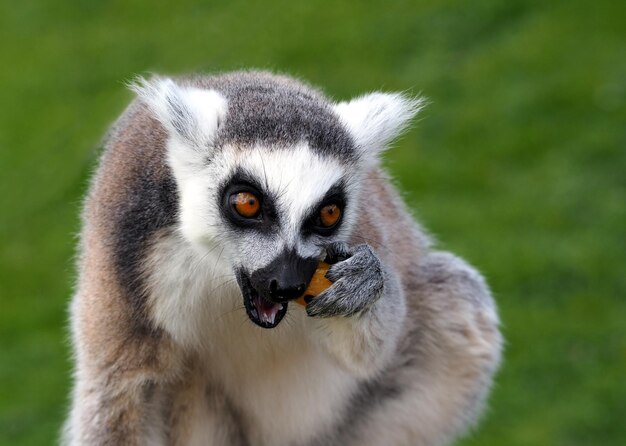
xmin=306 ymin=242 xmax=384 ymax=318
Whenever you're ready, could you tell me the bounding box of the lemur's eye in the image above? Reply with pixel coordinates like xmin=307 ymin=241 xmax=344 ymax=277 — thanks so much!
xmin=319 ymin=204 xmax=341 ymax=227
xmin=230 ymin=192 xmax=261 ymax=218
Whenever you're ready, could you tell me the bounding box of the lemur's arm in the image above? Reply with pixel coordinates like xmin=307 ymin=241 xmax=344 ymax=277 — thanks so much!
xmin=64 ymin=370 xmax=160 ymax=446
xmin=64 ymin=325 xmax=246 ymax=446
xmin=308 ymin=250 xmax=502 ymax=446
xmin=62 ymin=295 xmax=176 ymax=446
xmin=306 ymin=242 xmax=407 ymax=376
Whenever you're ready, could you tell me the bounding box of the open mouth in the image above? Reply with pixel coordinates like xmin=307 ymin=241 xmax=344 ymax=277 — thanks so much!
xmin=236 ymin=270 xmax=288 ymax=329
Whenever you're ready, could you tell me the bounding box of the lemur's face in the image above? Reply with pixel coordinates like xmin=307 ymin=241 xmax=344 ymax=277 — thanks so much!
xmin=184 ymin=144 xmax=359 ymax=329
xmin=134 ymin=74 xmax=421 ymax=329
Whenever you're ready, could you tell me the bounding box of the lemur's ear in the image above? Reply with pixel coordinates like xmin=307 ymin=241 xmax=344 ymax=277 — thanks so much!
xmin=131 ymin=76 xmax=227 ymax=149
xmin=334 ymin=93 xmax=425 ymax=164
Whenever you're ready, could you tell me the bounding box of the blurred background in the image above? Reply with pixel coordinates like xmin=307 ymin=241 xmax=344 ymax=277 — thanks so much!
xmin=1 ymin=0 xmax=625 ymax=444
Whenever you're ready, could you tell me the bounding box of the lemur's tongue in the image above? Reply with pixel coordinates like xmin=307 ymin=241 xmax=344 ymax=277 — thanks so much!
xmin=253 ymin=293 xmax=282 ymax=325
xmin=245 ymin=288 xmax=287 ymax=329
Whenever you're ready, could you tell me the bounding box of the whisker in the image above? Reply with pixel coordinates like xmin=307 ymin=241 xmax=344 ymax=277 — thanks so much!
xmin=211 ymin=304 xmax=246 ymax=325
xmin=205 ymin=278 xmax=237 ymax=297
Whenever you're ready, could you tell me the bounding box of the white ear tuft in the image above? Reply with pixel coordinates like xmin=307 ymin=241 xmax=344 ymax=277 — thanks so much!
xmin=334 ymin=93 xmax=425 ymax=163
xmin=130 ymin=76 xmax=227 ymax=148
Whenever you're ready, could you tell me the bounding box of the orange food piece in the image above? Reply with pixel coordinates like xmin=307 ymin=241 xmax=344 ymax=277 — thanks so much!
xmin=295 ymin=261 xmax=332 ymax=306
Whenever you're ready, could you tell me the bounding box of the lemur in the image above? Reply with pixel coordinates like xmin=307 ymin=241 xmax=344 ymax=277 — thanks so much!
xmin=64 ymin=71 xmax=502 ymax=446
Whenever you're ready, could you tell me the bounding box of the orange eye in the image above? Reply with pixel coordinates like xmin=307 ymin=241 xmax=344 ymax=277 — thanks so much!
xmin=231 ymin=192 xmax=261 ymax=218
xmin=320 ymin=204 xmax=341 ymax=227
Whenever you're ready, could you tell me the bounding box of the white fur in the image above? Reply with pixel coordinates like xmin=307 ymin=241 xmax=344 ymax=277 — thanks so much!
xmin=131 ymin=77 xmax=228 ymax=151
xmin=140 ymin=80 xmax=406 ymax=378
xmin=224 ymin=143 xmax=359 ymax=259
xmin=130 ymin=78 xmax=224 ymax=249
xmin=168 ymin=139 xmax=359 ymax=271
xmin=144 ymin=129 xmax=389 ymax=444
xmin=310 ymin=268 xmax=406 ymax=377
xmin=144 ymin=231 xmax=237 ymax=349
xmin=334 ymin=93 xmax=425 ymax=165
xmin=132 ymin=79 xmax=229 ymax=250
xmin=146 ymin=139 xmax=365 ymax=346
xmin=145 ymin=232 xmax=362 ymax=445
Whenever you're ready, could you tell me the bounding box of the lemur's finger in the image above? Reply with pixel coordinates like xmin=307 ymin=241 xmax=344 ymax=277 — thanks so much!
xmin=325 ymin=244 xmax=380 ymax=282
xmin=325 ymin=261 xmax=351 ymax=282
xmin=306 ymin=276 xmax=372 ymax=318
xmin=306 ymin=279 xmax=345 ymax=317
xmin=324 ymin=242 xmax=353 ymax=264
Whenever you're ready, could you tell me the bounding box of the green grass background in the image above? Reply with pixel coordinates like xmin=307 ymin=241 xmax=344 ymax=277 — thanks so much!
xmin=1 ymin=0 xmax=625 ymax=444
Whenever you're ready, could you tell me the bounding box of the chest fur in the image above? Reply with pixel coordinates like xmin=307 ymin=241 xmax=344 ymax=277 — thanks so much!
xmin=188 ymin=309 xmax=358 ymax=446
xmin=146 ymin=237 xmax=360 ymax=444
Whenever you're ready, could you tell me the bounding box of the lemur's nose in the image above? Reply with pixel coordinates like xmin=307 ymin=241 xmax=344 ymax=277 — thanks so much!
xmin=268 ymin=280 xmax=306 ymax=301
xmin=249 ymin=249 xmax=318 ymax=303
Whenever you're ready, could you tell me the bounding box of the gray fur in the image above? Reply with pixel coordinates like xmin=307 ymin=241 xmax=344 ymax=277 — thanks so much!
xmin=186 ymin=71 xmax=358 ymax=162
xmin=65 ymin=71 xmax=502 ymax=446
xmin=307 ymin=243 xmax=384 ymax=318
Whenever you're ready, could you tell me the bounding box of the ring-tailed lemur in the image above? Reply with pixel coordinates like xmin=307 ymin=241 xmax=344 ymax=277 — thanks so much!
xmin=64 ymin=71 xmax=502 ymax=446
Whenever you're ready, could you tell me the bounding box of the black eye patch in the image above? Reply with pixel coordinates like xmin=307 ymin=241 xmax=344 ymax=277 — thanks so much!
xmin=218 ymin=169 xmax=279 ymax=232
xmin=302 ymin=181 xmax=347 ymax=237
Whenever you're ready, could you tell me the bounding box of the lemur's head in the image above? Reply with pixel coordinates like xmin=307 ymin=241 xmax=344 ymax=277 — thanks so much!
xmin=134 ymin=72 xmax=422 ymax=328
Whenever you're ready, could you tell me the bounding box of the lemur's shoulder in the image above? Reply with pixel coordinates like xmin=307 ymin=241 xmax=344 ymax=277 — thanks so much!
xmin=80 ymin=99 xmax=175 ymax=332
xmin=350 ymin=168 xmax=431 ymax=278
